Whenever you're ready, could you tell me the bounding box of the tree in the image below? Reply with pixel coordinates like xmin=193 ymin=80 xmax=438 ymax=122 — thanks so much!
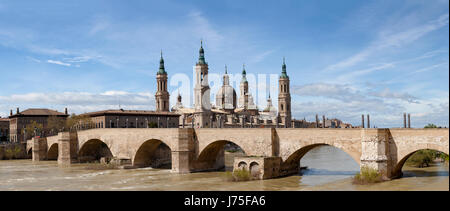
xmin=47 ymin=115 xmax=65 ymax=134
xmin=148 ymin=122 xmax=158 ymax=128
xmin=65 ymin=114 xmax=94 ymax=131
xmin=22 ymin=120 xmax=44 ymax=139
xmin=424 ymin=123 xmax=438 ymax=128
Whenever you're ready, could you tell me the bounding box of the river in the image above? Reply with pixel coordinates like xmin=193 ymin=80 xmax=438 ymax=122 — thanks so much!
xmin=0 ymin=145 xmax=448 ymax=191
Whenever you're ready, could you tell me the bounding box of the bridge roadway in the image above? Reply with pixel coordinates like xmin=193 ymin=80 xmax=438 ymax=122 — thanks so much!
xmin=27 ymin=128 xmax=449 ymax=179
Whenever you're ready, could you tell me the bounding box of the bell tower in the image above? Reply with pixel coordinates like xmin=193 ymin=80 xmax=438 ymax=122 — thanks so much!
xmin=193 ymin=41 xmax=212 ymax=127
xmin=278 ymin=57 xmax=291 ymax=128
xmin=155 ymin=51 xmax=170 ymax=112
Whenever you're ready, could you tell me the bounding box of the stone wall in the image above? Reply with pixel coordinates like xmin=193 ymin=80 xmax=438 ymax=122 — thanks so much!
xmin=233 ymin=156 xmax=282 ymax=180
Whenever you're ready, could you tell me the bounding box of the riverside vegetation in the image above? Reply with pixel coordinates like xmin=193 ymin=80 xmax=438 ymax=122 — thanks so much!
xmin=352 ymin=167 xmax=383 ymax=185
xmin=226 ymin=169 xmax=253 ymax=182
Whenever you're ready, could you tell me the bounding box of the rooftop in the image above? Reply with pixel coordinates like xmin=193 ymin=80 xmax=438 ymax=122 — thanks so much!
xmin=81 ymin=109 xmax=181 ymax=117
xmin=10 ymin=108 xmax=68 ymax=117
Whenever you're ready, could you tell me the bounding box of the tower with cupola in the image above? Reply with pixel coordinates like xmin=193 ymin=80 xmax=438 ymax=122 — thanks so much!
xmin=155 ymin=51 xmax=170 ymax=112
xmin=193 ymin=41 xmax=212 ymax=127
xmin=278 ymin=58 xmax=291 ymax=128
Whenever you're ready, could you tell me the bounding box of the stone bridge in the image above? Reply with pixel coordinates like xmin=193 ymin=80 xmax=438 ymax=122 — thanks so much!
xmin=27 ymin=128 xmax=449 ymax=179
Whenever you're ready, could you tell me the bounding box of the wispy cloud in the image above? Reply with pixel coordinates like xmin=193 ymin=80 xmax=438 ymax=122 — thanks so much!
xmin=47 ymin=60 xmax=71 ymax=67
xmin=26 ymin=56 xmax=41 ymax=63
xmin=325 ymin=13 xmax=449 ymax=72
xmin=369 ymin=88 xmax=419 ymax=103
xmin=412 ymin=62 xmax=449 ymax=74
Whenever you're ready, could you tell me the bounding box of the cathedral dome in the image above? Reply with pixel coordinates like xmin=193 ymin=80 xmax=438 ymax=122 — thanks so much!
xmin=216 ymin=85 xmax=237 ymax=110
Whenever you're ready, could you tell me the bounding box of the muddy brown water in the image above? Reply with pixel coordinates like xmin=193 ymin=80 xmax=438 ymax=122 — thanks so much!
xmin=0 ymin=145 xmax=447 ymax=190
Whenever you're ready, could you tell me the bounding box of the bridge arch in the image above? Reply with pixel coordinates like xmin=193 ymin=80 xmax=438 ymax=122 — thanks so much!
xmin=195 ymin=140 xmax=247 ymax=172
xmin=249 ymin=162 xmax=260 ymax=178
xmin=392 ymin=144 xmax=449 ymax=178
xmin=78 ymin=139 xmax=113 ymax=163
xmin=281 ymin=143 xmax=360 ymax=175
xmin=133 ymin=139 xmax=172 ymax=168
xmin=47 ymin=143 xmax=58 ymax=160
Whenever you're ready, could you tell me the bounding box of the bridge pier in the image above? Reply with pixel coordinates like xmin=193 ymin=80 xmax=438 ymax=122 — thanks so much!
xmin=32 ymin=137 xmax=47 ymax=162
xmin=171 ymin=128 xmax=196 ymax=173
xmin=360 ymin=129 xmax=393 ymax=179
xmin=57 ymin=131 xmax=79 ymax=166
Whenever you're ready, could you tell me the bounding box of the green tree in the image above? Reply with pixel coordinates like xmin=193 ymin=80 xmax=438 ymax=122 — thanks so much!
xmin=22 ymin=120 xmax=44 ymax=139
xmin=65 ymin=114 xmax=94 ymax=131
xmin=424 ymin=123 xmax=438 ymax=128
xmin=148 ymin=122 xmax=158 ymax=128
xmin=47 ymin=115 xmax=65 ymax=134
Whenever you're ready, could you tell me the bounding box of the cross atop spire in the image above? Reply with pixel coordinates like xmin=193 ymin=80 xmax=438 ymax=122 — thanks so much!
xmin=225 ymin=65 xmax=228 ymax=74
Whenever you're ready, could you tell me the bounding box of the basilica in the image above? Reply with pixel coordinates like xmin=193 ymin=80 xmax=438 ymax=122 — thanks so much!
xmin=156 ymin=41 xmax=292 ymax=128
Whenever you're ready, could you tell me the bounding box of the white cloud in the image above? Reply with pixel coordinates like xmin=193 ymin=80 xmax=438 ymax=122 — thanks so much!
xmin=369 ymin=88 xmax=419 ymax=103
xmin=288 ymin=82 xmax=448 ymax=128
xmin=47 ymin=60 xmax=71 ymax=67
xmin=0 ymin=91 xmax=156 ymax=116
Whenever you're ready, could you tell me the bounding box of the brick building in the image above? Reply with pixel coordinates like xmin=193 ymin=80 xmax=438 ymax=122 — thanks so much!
xmin=8 ymin=108 xmax=69 ymax=143
xmin=0 ymin=118 xmax=10 ymax=142
xmin=81 ymin=109 xmax=180 ymax=129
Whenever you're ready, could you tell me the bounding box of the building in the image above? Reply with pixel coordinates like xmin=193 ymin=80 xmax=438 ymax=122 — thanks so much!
xmin=172 ymin=42 xmax=292 ymax=128
xmin=81 ymin=109 xmax=180 ymax=129
xmin=8 ymin=108 xmax=69 ymax=143
xmin=0 ymin=117 xmax=10 ymax=142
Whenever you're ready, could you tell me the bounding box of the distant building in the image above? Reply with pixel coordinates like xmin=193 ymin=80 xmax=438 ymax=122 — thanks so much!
xmin=291 ymin=119 xmax=316 ymax=128
xmin=0 ymin=117 xmax=10 ymax=142
xmin=81 ymin=109 xmax=180 ymax=129
xmin=8 ymin=108 xmax=69 ymax=143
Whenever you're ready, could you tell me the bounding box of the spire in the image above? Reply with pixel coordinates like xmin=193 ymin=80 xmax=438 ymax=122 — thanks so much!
xmin=280 ymin=57 xmax=288 ymax=78
xmin=177 ymin=90 xmax=182 ymax=103
xmin=157 ymin=50 xmax=167 ymax=75
xmin=223 ymin=65 xmax=230 ymax=86
xmin=241 ymin=63 xmax=247 ymax=83
xmin=197 ymin=40 xmax=206 ymax=65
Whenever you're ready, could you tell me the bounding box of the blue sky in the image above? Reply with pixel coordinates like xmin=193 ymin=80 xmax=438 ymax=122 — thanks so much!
xmin=0 ymin=0 xmax=448 ymax=128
